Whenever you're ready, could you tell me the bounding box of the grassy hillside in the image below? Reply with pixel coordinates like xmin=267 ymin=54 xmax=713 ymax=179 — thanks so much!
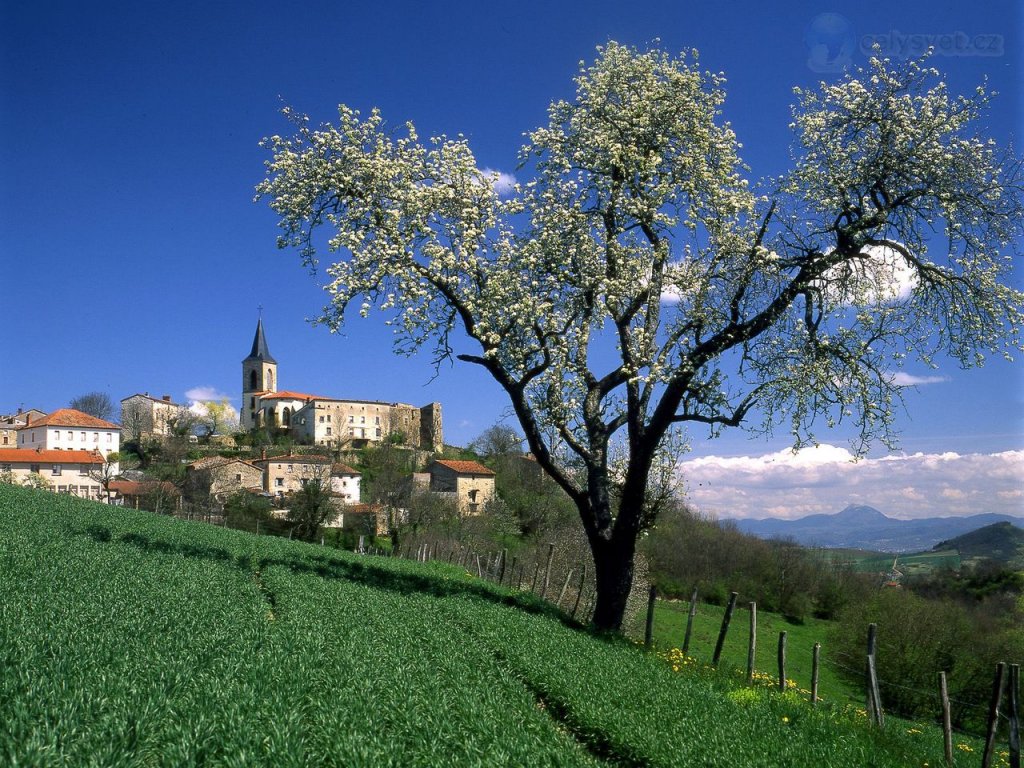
xmin=935 ymin=521 xmax=1024 ymax=569
xmin=827 ymin=547 xmax=961 ymax=575
xmin=0 ymin=484 xmax=992 ymax=766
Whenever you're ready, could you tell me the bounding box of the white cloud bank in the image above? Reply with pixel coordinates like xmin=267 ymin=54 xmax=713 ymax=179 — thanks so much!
xmin=677 ymin=444 xmax=1024 ymax=520
xmin=479 ymin=168 xmax=517 ymax=197
xmin=184 ymin=386 xmax=231 ymax=403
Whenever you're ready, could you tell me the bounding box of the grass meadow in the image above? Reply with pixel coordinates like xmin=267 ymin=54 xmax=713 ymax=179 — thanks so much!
xmin=0 ymin=483 xmax=996 ymax=766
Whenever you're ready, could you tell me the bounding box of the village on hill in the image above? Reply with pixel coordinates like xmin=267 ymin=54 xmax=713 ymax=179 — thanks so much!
xmin=0 ymin=318 xmax=496 ymax=537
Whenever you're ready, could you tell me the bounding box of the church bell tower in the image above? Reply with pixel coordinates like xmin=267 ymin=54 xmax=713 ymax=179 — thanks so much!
xmin=241 ymin=317 xmax=277 ymax=431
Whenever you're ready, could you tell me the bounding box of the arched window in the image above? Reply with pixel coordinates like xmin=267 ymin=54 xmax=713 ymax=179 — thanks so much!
xmin=282 ymin=407 xmax=291 ymax=427
xmin=267 ymin=370 xmax=275 ymax=390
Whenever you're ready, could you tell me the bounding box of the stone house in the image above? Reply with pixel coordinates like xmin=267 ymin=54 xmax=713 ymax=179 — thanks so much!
xmin=426 ymin=459 xmax=496 ymax=515
xmin=185 ymin=456 xmax=264 ymax=504
xmin=120 ymin=393 xmax=187 ymax=441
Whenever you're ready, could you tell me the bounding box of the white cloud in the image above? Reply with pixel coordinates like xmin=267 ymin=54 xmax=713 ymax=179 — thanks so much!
xmin=184 ymin=386 xmax=230 ymax=402
xmin=817 ymin=243 xmax=918 ymax=306
xmin=889 ymin=372 xmax=950 ymax=387
xmin=479 ymin=168 xmax=517 ymax=197
xmin=678 ymin=445 xmax=1024 ymax=520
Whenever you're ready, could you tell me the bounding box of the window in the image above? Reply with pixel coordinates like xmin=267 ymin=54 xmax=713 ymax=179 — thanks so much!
xmin=235 ymin=473 xmax=242 ymax=482
xmin=30 ymin=464 xmax=40 ymax=473
xmin=54 ymin=431 xmax=61 ymax=440
xmin=360 ymin=416 xmax=365 ymax=424
xmin=287 ymin=464 xmax=293 ymax=472
xmin=375 ymin=416 xmax=380 ymax=425
xmin=80 ymin=465 xmax=89 ymax=475
xmin=2 ymin=436 xmax=7 ymax=445
xmin=80 ymin=432 xmax=86 ymax=441
xmin=326 ymin=427 xmax=332 ymax=436
xmin=51 ymin=465 xmax=61 ymax=476
xmin=348 ymin=415 xmax=354 ymax=424
xmin=93 ymin=432 xmax=99 ymax=442
xmin=327 ymin=414 xmax=331 ymax=422
xmin=106 ymin=433 xmax=112 ymax=443
xmin=275 ymin=478 xmax=283 ymax=487
xmin=376 ymin=428 xmax=382 ymax=438
xmin=319 ymin=415 xmax=324 ymax=423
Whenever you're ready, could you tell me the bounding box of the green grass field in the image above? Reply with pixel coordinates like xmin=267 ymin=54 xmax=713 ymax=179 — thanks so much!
xmin=644 ymin=599 xmax=863 ymax=708
xmin=826 ymin=548 xmax=961 ymax=574
xmin=1 ymin=483 xmax=999 ymax=766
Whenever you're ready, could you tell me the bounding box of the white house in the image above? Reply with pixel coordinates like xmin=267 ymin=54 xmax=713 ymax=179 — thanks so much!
xmin=17 ymin=409 xmax=120 ymax=463
xmin=0 ymin=448 xmax=106 ymax=499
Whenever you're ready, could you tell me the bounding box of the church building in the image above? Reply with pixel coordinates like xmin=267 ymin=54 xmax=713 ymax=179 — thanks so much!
xmin=240 ymin=319 xmax=443 ymax=451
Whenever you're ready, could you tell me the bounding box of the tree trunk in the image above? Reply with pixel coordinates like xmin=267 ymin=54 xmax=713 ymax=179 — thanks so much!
xmin=588 ymin=531 xmax=637 ymax=632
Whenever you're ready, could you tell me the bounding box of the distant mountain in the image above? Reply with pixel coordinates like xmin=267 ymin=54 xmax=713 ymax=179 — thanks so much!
xmin=934 ymin=522 xmax=1024 ymax=568
xmin=731 ymin=505 xmax=1024 ymax=552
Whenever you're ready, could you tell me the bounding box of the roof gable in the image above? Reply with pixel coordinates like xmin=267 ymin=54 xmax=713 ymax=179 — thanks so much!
xmin=24 ymin=409 xmax=119 ymax=430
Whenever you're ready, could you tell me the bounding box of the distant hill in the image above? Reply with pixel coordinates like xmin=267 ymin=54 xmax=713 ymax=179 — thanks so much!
xmin=934 ymin=522 xmax=1024 ymax=568
xmin=731 ymin=504 xmax=1024 ymax=552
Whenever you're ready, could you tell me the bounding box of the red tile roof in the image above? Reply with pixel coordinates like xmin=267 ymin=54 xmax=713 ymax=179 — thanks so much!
xmin=187 ymin=456 xmax=261 ymax=471
xmin=257 ymin=453 xmax=333 ymax=464
xmin=21 ymin=408 xmax=119 ymax=430
xmin=331 ymin=463 xmax=361 ymax=475
xmin=432 ymin=459 xmax=495 ymax=476
xmin=258 ymin=391 xmax=323 ymax=402
xmin=0 ymin=448 xmax=104 ymax=464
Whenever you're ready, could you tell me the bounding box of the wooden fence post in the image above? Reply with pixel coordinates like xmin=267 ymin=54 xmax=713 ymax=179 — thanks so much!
xmin=540 ymin=543 xmax=555 ymax=600
xmin=983 ymin=662 xmax=1007 ymax=768
xmin=1008 ymin=663 xmax=1020 ymax=768
xmin=571 ymin=564 xmax=587 ymax=620
xmin=811 ymin=643 xmax=821 ymax=706
xmin=475 ymin=554 xmax=483 ymax=579
xmin=531 ymin=561 xmax=541 ymax=593
xmin=644 ymin=585 xmax=657 ymax=649
xmin=682 ymin=587 xmax=698 ymax=657
xmin=939 ymin=671 xmax=953 ymax=768
xmin=777 ymin=631 xmax=788 ymax=692
xmin=866 ymin=623 xmax=884 ymax=727
xmin=746 ymin=602 xmax=757 ymax=685
xmin=498 ymin=548 xmax=508 ymax=585
xmin=557 ymin=569 xmax=574 ymax=609
xmin=712 ymin=591 xmax=738 ymax=668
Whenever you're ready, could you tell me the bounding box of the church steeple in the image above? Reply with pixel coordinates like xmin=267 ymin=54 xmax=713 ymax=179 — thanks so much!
xmin=245 ymin=317 xmax=276 ymax=364
xmin=241 ymin=316 xmax=278 ymax=431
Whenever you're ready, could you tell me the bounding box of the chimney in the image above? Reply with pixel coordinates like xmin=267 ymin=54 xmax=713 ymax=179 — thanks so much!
xmin=162 ymin=395 xmax=171 ymax=402
xmin=261 ymin=448 xmax=266 ymax=461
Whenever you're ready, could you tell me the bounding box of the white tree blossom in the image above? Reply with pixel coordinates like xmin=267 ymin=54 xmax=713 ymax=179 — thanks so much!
xmin=257 ymin=43 xmax=1023 ymax=631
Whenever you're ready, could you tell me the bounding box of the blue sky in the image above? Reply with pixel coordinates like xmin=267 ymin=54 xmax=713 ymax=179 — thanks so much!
xmin=2 ymin=0 xmax=1021 ymax=519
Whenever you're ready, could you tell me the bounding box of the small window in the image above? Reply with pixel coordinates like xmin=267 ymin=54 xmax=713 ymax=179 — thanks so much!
xmin=106 ymin=433 xmax=112 ymax=443
xmin=319 ymin=415 xmax=324 ymax=423
xmin=376 ymin=428 xmax=382 ymax=438
xmin=348 ymin=416 xmax=354 ymax=424
xmin=360 ymin=416 xmax=365 ymax=424
xmin=326 ymin=427 xmax=332 ymax=436
xmin=275 ymin=478 xmax=283 ymax=487
xmin=235 ymin=473 xmax=242 ymax=482
xmin=80 ymin=465 xmax=89 ymax=475
xmin=30 ymin=463 xmax=40 ymax=473
xmin=54 ymin=431 xmax=61 ymax=440
xmin=93 ymin=432 xmax=99 ymax=442
xmin=80 ymin=431 xmax=86 ymax=441
xmin=327 ymin=414 xmax=331 ymax=422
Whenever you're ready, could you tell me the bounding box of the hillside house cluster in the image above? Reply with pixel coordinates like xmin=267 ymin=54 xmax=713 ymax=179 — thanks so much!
xmin=241 ymin=319 xmax=443 ymax=451
xmin=0 ymin=408 xmax=120 ymax=500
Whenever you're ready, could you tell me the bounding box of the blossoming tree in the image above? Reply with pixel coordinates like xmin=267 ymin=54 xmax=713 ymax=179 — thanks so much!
xmin=257 ymin=43 xmax=1023 ymax=631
